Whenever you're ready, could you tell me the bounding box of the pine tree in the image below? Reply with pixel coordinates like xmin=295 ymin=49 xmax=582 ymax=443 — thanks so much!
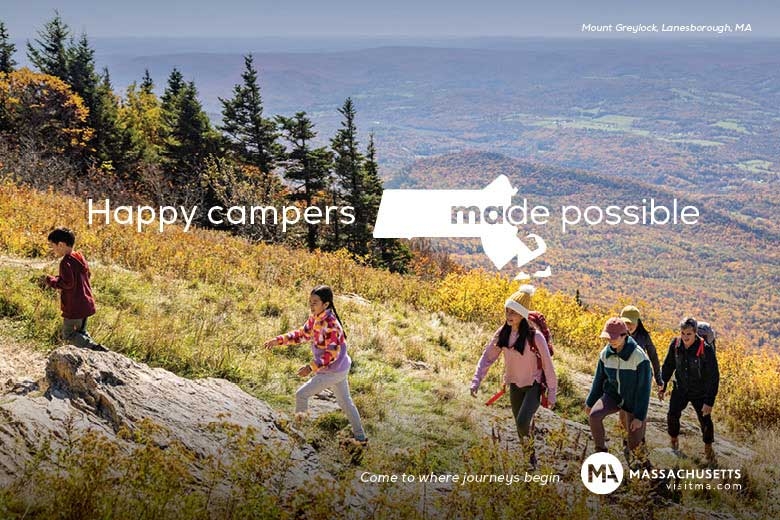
xmin=66 ymin=33 xmax=97 ymax=101
xmin=140 ymin=69 xmax=154 ymax=94
xmin=161 ymin=68 xmax=184 ymax=109
xmin=26 ymin=12 xmax=70 ymax=80
xmin=0 ymin=22 xmax=16 ymax=73
xmin=162 ymin=76 xmax=219 ymax=191
xmin=364 ymin=133 xmax=410 ymax=272
xmin=331 ymin=97 xmax=368 ymax=255
xmin=93 ymin=68 xmax=136 ymax=171
xmin=219 ymin=54 xmax=281 ymax=202
xmin=277 ymin=112 xmax=332 ymax=250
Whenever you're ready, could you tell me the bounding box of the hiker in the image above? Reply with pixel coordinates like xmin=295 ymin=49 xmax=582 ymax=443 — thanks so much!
xmin=585 ymin=317 xmax=651 ymax=460
xmin=659 ymin=317 xmax=720 ymax=463
xmin=620 ymin=305 xmax=663 ymax=390
xmin=470 ymin=285 xmax=557 ymax=446
xmin=263 ymin=285 xmax=367 ymax=445
xmin=40 ymin=228 xmax=107 ymax=352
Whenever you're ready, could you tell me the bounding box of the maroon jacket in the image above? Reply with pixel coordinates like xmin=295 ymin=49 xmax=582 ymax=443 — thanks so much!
xmin=46 ymin=251 xmax=96 ymax=319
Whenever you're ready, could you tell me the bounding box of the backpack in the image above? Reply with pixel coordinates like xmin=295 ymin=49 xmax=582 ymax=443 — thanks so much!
xmin=696 ymin=321 xmax=717 ymax=350
xmin=527 ymin=311 xmax=553 ymax=357
xmin=527 ymin=311 xmax=553 ymax=408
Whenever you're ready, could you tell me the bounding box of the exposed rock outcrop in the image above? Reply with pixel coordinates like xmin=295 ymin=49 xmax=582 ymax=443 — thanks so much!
xmin=0 ymin=346 xmax=318 ymax=487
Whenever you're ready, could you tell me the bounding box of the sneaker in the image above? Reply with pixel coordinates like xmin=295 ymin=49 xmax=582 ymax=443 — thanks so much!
xmin=90 ymin=343 xmax=109 ymax=352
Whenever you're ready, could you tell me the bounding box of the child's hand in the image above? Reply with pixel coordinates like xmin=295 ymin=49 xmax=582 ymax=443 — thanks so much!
xmin=263 ymin=339 xmax=278 ymax=349
xmin=297 ymin=365 xmax=312 ymax=377
xmin=37 ymin=275 xmax=50 ymax=289
xmin=469 ymin=387 xmax=478 ymax=398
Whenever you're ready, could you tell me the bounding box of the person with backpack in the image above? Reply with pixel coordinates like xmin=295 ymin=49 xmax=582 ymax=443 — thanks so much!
xmin=585 ymin=318 xmax=652 ymax=461
xmin=659 ymin=317 xmax=719 ymax=464
xmin=470 ymin=285 xmax=557 ymax=454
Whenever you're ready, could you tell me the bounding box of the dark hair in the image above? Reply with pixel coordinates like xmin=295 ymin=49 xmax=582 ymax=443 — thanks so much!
xmin=633 ymin=318 xmax=650 ymax=336
xmin=311 ymin=285 xmax=346 ymax=338
xmin=679 ymin=317 xmax=698 ymax=332
xmin=497 ymin=318 xmax=531 ymax=354
xmin=48 ymin=227 xmax=75 ymax=247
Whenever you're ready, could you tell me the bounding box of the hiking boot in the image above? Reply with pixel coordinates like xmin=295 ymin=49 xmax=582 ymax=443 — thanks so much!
xmin=704 ymin=443 xmax=716 ymax=465
xmin=670 ymin=437 xmax=679 ymax=451
xmin=341 ymin=436 xmax=368 ymax=449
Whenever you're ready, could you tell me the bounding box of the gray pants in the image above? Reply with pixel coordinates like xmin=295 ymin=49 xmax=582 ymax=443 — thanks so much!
xmin=296 ymin=369 xmax=366 ymax=440
xmin=62 ymin=318 xmax=102 ymax=350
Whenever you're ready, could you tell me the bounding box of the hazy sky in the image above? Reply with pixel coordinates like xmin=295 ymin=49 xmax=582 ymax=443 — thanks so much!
xmin=3 ymin=0 xmax=778 ymax=38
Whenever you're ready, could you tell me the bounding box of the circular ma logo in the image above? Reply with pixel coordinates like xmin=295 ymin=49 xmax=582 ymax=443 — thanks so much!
xmin=580 ymin=452 xmax=624 ymax=494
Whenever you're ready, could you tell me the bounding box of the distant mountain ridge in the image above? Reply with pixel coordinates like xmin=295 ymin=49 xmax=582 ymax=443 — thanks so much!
xmin=390 ymin=150 xmax=780 ymax=350
xmin=25 ymin=39 xmax=777 ymax=195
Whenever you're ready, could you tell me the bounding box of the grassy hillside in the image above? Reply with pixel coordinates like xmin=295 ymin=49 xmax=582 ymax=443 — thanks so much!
xmin=389 ymin=151 xmax=780 ymax=351
xmin=1 ymin=181 xmax=779 ymax=518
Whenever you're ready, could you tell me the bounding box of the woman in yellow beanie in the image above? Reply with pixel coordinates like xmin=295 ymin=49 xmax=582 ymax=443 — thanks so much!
xmin=470 ymin=285 xmax=557 ymax=460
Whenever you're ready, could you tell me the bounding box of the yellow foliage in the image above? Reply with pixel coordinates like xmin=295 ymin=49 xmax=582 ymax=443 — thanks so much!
xmin=0 ymin=182 xmax=778 ymax=432
xmin=0 ymin=68 xmax=93 ymax=155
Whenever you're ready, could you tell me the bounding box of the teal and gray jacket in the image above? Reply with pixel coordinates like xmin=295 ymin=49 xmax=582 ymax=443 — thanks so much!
xmin=586 ymin=336 xmax=652 ymax=421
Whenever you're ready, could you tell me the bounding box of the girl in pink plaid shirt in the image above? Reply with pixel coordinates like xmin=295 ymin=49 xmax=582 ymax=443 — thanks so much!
xmin=264 ymin=285 xmax=366 ymax=443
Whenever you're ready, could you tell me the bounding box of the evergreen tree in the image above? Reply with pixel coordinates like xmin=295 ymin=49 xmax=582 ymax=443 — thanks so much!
xmin=0 ymin=22 xmax=16 ymax=73
xmin=364 ymin=133 xmax=411 ymax=273
xmin=277 ymin=112 xmax=332 ymax=250
xmin=160 ymin=68 xmax=185 ymax=109
xmin=26 ymin=12 xmax=70 ymax=80
xmin=93 ymin=68 xmax=136 ymax=171
xmin=66 ymin=33 xmax=97 ymax=101
xmin=162 ymin=75 xmax=218 ymax=190
xmin=140 ymin=69 xmax=154 ymax=94
xmin=331 ymin=97 xmax=368 ymax=255
xmin=219 ymin=54 xmax=281 ymax=202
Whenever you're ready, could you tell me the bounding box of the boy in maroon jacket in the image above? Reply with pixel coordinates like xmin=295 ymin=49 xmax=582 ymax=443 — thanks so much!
xmin=41 ymin=228 xmax=107 ymax=352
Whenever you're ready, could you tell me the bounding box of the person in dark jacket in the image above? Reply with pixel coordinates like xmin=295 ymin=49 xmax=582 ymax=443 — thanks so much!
xmin=620 ymin=305 xmax=663 ymax=389
xmin=41 ymin=228 xmax=107 ymax=352
xmin=586 ymin=317 xmax=652 ymax=460
xmin=659 ymin=317 xmax=719 ymax=464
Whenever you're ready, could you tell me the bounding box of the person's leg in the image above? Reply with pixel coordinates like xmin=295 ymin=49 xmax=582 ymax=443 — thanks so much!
xmin=62 ymin=318 xmax=106 ymax=351
xmin=514 ymin=382 xmax=541 ymax=438
xmin=621 ymin=411 xmax=647 ymax=451
xmin=690 ymin=399 xmax=715 ymax=444
xmin=295 ymin=371 xmax=339 ymax=414
xmin=691 ymin=398 xmax=716 ymax=462
xmin=331 ymin=372 xmax=367 ymax=441
xmin=588 ymin=394 xmax=620 ymax=451
xmin=667 ymin=388 xmax=688 ymax=449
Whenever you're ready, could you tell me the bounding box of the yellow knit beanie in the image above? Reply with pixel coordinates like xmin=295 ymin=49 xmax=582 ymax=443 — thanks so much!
xmin=505 ymin=285 xmax=535 ymax=319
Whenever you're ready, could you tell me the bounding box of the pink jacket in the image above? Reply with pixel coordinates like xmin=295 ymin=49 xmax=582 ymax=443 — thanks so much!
xmin=471 ymin=327 xmax=557 ymax=405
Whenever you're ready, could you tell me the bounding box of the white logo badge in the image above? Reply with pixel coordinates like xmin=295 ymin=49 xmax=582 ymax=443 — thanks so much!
xmin=373 ymin=175 xmax=550 ymax=274
xmin=580 ymin=452 xmax=624 ymax=494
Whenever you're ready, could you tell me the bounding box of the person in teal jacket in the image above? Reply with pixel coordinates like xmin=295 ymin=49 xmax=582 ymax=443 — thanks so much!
xmin=586 ymin=317 xmax=652 ymax=460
